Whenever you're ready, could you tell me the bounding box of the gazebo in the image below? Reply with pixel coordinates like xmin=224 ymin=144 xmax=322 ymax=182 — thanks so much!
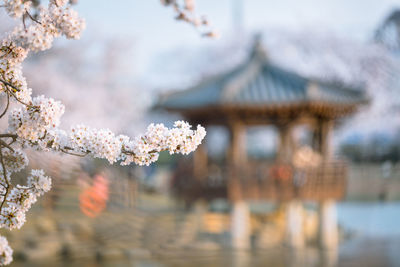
xmin=156 ymin=37 xmax=368 ymax=250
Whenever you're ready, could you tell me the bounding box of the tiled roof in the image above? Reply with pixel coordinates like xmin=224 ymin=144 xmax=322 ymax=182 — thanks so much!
xmin=157 ymin=41 xmax=368 ymax=112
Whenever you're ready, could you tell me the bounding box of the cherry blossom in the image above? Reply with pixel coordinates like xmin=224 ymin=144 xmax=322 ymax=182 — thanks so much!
xmin=0 ymin=0 xmax=206 ymax=264
xmin=0 ymin=237 xmax=12 ymax=265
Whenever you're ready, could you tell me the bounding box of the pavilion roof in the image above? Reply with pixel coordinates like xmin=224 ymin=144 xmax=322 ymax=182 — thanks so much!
xmin=156 ymin=40 xmax=368 ymax=119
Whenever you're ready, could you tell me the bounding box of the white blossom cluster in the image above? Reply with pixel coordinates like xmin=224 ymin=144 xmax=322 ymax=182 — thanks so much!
xmin=1 ymin=149 xmax=28 ymax=173
xmin=7 ymin=104 xmax=206 ymax=165
xmin=0 ymin=148 xmax=51 ymax=231
xmin=7 ymin=1 xmax=85 ymax=52
xmin=3 ymin=0 xmax=32 ymax=18
xmin=0 ymin=40 xmax=31 ymax=103
xmin=0 ymin=237 xmax=12 ymax=266
xmin=0 ymin=1 xmax=206 ymax=265
xmin=121 ymin=121 xmax=206 ymax=166
xmin=8 ymin=95 xmax=65 ymax=143
xmin=0 ymin=0 xmax=85 ymax=104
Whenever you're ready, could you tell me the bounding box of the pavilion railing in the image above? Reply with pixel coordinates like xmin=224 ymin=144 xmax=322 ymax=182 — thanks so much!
xmin=171 ymin=160 xmax=347 ymax=204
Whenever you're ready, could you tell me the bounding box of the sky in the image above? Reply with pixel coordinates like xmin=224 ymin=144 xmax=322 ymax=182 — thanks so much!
xmin=72 ymin=1 xmax=400 ymax=141
xmin=74 ymin=0 xmax=400 ymax=78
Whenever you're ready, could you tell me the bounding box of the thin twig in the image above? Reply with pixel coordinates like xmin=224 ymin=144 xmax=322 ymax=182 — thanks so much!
xmin=22 ymin=13 xmax=27 ymax=29
xmin=0 ymin=79 xmax=20 ymax=92
xmin=4 ymin=86 xmax=37 ymax=109
xmin=0 ymin=47 xmax=12 ymax=60
xmin=0 ymin=134 xmax=18 ymax=148
xmin=0 ymin=148 xmax=11 ymax=212
xmin=6 ymin=88 xmax=32 ymax=107
xmin=0 ymin=134 xmax=17 ymax=139
xmin=26 ymin=11 xmax=41 ymax=25
xmin=60 ymin=149 xmax=88 ymax=157
xmin=122 ymin=148 xmax=158 ymax=156
xmin=0 ymin=91 xmax=10 ymax=119
xmin=0 ymin=140 xmax=14 ymax=152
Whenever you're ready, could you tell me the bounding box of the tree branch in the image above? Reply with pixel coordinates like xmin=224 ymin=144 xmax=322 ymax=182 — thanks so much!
xmin=0 ymin=148 xmax=11 ymax=213
xmin=25 ymin=11 xmax=41 ymax=25
xmin=0 ymin=134 xmax=17 ymax=139
xmin=0 ymin=140 xmax=14 ymax=152
xmin=0 ymin=79 xmax=20 ymax=92
xmin=0 ymin=91 xmax=10 ymax=119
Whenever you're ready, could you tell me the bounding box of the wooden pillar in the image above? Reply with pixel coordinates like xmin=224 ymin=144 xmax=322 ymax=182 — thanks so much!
xmin=227 ymin=121 xmax=247 ymax=201
xmin=193 ymin=143 xmax=208 ymax=181
xmin=231 ymin=201 xmax=251 ymax=249
xmin=314 ymin=119 xmax=338 ymax=250
xmin=313 ymin=119 xmax=333 ymax=160
xmin=285 ymin=200 xmax=305 ymax=248
xmin=227 ymin=121 xmax=250 ymax=249
xmin=277 ymin=123 xmax=294 ymax=162
xmin=320 ymin=119 xmax=333 ymax=160
xmin=228 ymin=121 xmax=247 ymax=165
xmin=277 ymin=123 xmax=304 ymax=248
xmin=312 ymin=124 xmax=321 ymax=154
xmin=318 ymin=200 xmax=338 ymax=250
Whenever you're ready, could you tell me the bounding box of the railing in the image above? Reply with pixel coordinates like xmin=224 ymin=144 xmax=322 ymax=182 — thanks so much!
xmin=171 ymin=160 xmax=347 ymax=203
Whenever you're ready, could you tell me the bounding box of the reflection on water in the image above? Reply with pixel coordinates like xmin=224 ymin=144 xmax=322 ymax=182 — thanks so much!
xmin=10 ymin=243 xmax=399 ymax=267
xmin=9 ymin=249 xmax=336 ymax=267
xmin=9 ymin=242 xmax=400 ymax=267
xmin=10 ymin=202 xmax=400 ymax=267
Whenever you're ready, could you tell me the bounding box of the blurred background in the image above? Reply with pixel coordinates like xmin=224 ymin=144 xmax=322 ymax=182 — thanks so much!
xmin=2 ymin=0 xmax=400 ymax=266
